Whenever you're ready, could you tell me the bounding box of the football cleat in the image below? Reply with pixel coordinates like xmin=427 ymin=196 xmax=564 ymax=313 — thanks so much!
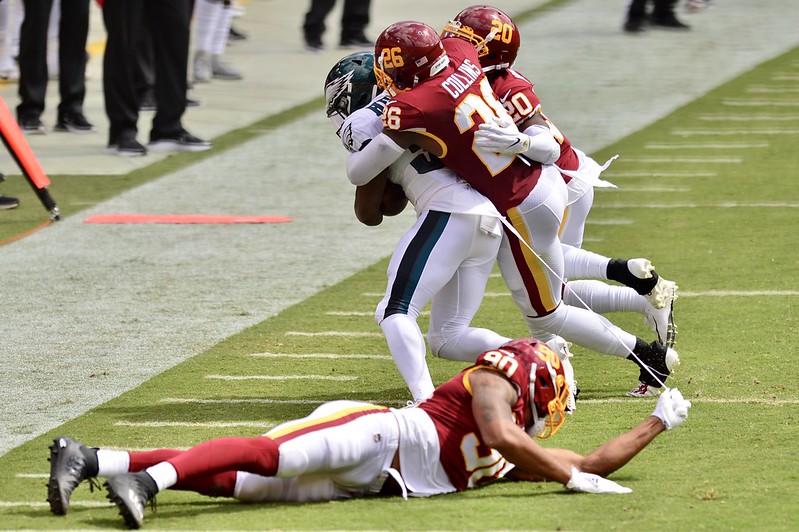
xmin=47 ymin=436 xmax=97 ymax=515
xmin=644 ymin=280 xmax=678 ymax=347
xmin=105 ymin=472 xmax=158 ymax=529
xmin=626 ymin=381 xmax=661 ymax=398
xmin=644 ymin=276 xmax=678 ymax=310
xmin=628 ymin=340 xmax=680 ymax=389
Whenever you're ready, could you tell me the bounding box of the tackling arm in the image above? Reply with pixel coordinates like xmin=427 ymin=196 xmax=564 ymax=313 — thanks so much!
xmin=346 ymin=133 xmax=405 ymax=186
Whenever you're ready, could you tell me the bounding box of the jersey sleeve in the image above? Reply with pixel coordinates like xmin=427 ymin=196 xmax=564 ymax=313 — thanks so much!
xmin=340 ymin=108 xmax=385 ymax=153
xmin=494 ymin=69 xmax=543 ymax=125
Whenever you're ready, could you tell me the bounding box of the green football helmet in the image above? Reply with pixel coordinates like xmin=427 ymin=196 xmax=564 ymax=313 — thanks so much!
xmin=324 ymin=52 xmax=379 ymax=130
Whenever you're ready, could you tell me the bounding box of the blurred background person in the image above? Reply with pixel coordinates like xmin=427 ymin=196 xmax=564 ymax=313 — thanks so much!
xmin=193 ymin=0 xmax=242 ymax=83
xmin=302 ymin=0 xmax=371 ymax=52
xmin=101 ymin=0 xmax=211 ymax=156
xmin=16 ymin=0 xmax=94 ymax=134
xmin=624 ymin=0 xmax=690 ymax=33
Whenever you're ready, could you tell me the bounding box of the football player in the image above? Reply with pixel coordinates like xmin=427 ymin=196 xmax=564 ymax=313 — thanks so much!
xmin=345 ymin=22 xmax=679 ymax=396
xmin=443 ymin=5 xmax=680 ymax=397
xmin=325 ymin=51 xmax=513 ymax=403
xmin=46 ymin=339 xmax=691 ymax=528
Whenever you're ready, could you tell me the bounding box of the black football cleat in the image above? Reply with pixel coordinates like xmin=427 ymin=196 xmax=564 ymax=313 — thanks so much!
xmin=105 ymin=472 xmax=158 ymax=529
xmin=47 ymin=436 xmax=95 ymax=515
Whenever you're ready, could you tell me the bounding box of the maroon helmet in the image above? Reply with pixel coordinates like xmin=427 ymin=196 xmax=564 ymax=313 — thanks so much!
xmin=374 ymin=21 xmax=450 ymax=95
xmin=441 ymin=5 xmax=520 ymax=72
xmin=490 ymin=338 xmax=569 ymax=439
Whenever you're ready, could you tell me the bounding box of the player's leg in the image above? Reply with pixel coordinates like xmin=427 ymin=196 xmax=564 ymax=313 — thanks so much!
xmin=427 ymin=214 xmax=509 ymax=362
xmin=376 ymin=210 xmax=478 ymax=402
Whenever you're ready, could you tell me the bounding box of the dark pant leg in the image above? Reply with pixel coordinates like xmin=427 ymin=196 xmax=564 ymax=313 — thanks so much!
xmin=626 ymin=0 xmax=649 ymax=19
xmin=57 ymin=0 xmax=90 ymax=116
xmin=341 ymin=0 xmax=370 ymax=39
xmin=133 ymin=25 xmax=156 ymax=106
xmin=303 ymin=0 xmax=336 ymax=40
xmin=147 ymin=0 xmax=191 ymax=139
xmin=652 ymin=0 xmax=678 ymax=18
xmin=17 ymin=0 xmax=54 ymax=120
xmin=102 ymin=0 xmax=144 ymax=143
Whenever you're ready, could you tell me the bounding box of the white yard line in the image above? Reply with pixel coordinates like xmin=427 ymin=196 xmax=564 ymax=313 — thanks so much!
xmin=285 ymin=331 xmax=384 ymax=337
xmin=672 ymin=128 xmax=799 ymax=135
xmin=250 ymin=352 xmax=391 ymax=359
xmin=697 ymin=114 xmax=799 ymax=121
xmin=645 ymin=142 xmax=769 ymax=149
xmin=618 ymin=156 xmax=743 ymax=163
xmin=205 ymin=375 xmax=358 ymax=381
xmin=604 ymin=172 xmax=718 ymax=178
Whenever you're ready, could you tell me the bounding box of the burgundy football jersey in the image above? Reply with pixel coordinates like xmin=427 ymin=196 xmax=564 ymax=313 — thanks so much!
xmin=418 ymin=347 xmax=536 ymax=491
xmin=490 ymin=68 xmax=580 ymax=174
xmin=382 ymin=38 xmax=542 ymax=212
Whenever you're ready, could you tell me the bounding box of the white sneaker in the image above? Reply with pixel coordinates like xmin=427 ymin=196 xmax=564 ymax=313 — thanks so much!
xmin=546 ymin=336 xmax=578 ymax=413
xmin=626 ymin=381 xmax=661 ymax=398
xmin=644 ymin=280 xmax=678 ymax=347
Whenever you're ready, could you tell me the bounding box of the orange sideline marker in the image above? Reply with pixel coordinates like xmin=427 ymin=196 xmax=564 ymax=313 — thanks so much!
xmin=0 ymin=95 xmax=60 ymax=220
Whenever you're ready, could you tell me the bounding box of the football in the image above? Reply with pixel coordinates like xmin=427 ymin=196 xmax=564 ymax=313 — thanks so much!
xmin=381 ymin=180 xmax=408 ymax=216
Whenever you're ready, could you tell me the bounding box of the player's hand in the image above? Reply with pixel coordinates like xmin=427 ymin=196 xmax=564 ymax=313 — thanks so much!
xmin=474 ymin=120 xmax=530 ymax=154
xmin=652 ymin=387 xmax=692 ymax=430
xmin=565 ymin=466 xmax=632 ymax=494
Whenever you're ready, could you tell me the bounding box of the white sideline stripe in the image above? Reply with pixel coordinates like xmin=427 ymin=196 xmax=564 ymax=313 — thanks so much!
xmin=594 ymin=202 xmax=799 ymax=208
xmin=645 ymin=142 xmax=769 ymax=149
xmin=722 ymin=99 xmax=799 ymax=106
xmin=250 ymin=352 xmax=391 ymax=359
xmin=115 ymin=420 xmax=274 ymax=428
xmin=15 ymin=473 xmax=48 ymax=478
xmin=618 ymin=156 xmax=742 ymax=163
xmin=580 ymin=397 xmax=799 ymax=405
xmin=771 ymin=74 xmax=799 ymax=81
xmin=746 ymin=85 xmax=799 ymax=93
xmin=285 ymin=331 xmax=383 ymax=337
xmin=672 ymin=128 xmax=799 ymax=136
xmin=605 ymin=171 xmax=717 ymax=178
xmin=206 ymin=374 xmax=357 ymax=381
xmin=698 ymin=114 xmax=799 ymax=121
xmin=0 ymin=501 xmax=112 ymax=508
xmin=596 ymin=186 xmax=690 ymax=192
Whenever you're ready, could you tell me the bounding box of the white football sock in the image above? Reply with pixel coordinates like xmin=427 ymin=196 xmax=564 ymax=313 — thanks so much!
xmin=96 ymin=449 xmax=131 ymax=477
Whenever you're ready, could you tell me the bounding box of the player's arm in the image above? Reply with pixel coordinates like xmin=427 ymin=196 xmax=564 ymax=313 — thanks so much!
xmin=475 ymin=114 xmax=560 ymax=164
xmin=507 ymin=390 xmax=690 ymax=482
xmin=469 ymin=369 xmax=573 ymax=485
xmin=354 ymin=168 xmax=390 ymax=226
xmin=345 ymin=133 xmax=405 ymax=186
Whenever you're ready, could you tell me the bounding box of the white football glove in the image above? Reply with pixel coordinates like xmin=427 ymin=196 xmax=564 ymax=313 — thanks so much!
xmin=652 ymin=387 xmax=692 ymax=430
xmin=474 ymin=120 xmax=530 ymax=154
xmin=565 ymin=466 xmax=632 ymax=494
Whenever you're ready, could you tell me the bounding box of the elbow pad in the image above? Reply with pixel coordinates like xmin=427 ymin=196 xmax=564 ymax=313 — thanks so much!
xmin=522 ymin=124 xmax=560 ymax=165
xmin=346 ymin=133 xmax=405 ymax=186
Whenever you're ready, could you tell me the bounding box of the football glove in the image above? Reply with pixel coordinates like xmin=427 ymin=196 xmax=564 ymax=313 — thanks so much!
xmin=565 ymin=466 xmax=632 ymax=494
xmin=474 ymin=120 xmax=530 ymax=154
xmin=652 ymin=387 xmax=692 ymax=430
xmin=475 ymin=120 xmax=560 ymax=164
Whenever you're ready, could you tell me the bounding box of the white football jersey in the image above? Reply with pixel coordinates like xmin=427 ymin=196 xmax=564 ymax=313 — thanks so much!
xmin=340 ymin=92 xmax=500 ymax=219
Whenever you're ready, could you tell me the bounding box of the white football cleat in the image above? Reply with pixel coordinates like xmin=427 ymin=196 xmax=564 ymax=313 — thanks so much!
xmin=644 ymin=281 xmax=678 ymax=347
xmin=547 ymin=336 xmax=578 ymax=413
xmin=627 ymin=258 xmax=655 ymax=280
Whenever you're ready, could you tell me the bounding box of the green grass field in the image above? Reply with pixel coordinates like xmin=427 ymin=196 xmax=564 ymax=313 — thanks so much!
xmin=1 ymin=43 xmax=798 ymax=531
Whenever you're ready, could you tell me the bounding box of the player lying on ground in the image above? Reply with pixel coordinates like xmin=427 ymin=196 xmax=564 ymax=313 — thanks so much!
xmin=47 ymin=338 xmax=691 ymax=529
